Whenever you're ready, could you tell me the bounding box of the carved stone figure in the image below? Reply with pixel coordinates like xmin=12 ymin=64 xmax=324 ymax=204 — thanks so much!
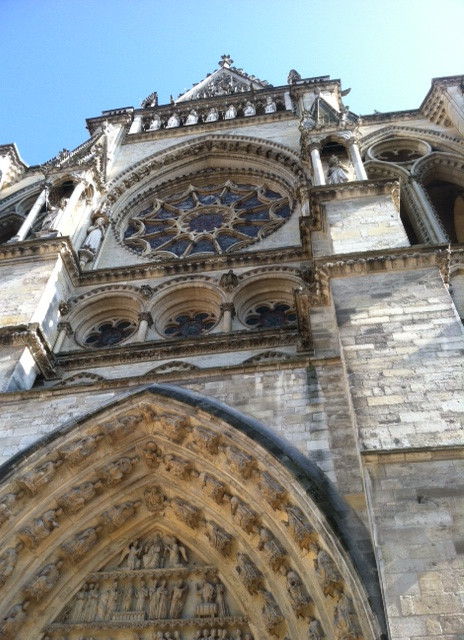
xmin=141 ymin=91 xmax=158 ymax=108
xmin=230 ymin=496 xmax=259 ymax=533
xmin=215 ymin=580 xmax=229 ymax=617
xmin=236 ymin=552 xmax=263 ymax=594
xmin=314 ymin=549 xmax=344 ymax=597
xmin=148 ymin=115 xmax=162 ymax=131
xmin=196 ymin=577 xmax=217 ymax=617
xmin=308 ymin=618 xmax=325 ymax=640
xmin=284 ymin=505 xmax=318 ymax=550
xmin=143 ymin=441 xmax=163 ymax=468
xmin=258 ymin=528 xmax=287 ymax=572
xmin=17 ymin=460 xmax=62 ymax=495
xmin=200 ymin=473 xmax=227 ymax=504
xmin=101 ymin=414 xmax=142 ymax=441
xmin=261 ymin=590 xmax=283 ymax=633
xmin=144 ymin=484 xmax=167 ymax=514
xmin=85 ymin=582 xmax=100 ymax=621
xmin=205 ymin=521 xmax=233 ymax=556
xmin=224 ymin=105 xmax=237 ymax=120
xmin=99 ymin=455 xmax=139 ymax=486
xmin=259 ymin=472 xmax=287 ymax=510
xmin=286 ymin=570 xmax=312 ymax=617
xmin=60 ymin=526 xmax=102 ymax=563
xmin=169 ymin=580 xmax=188 ymax=618
xmin=165 ymin=536 xmax=188 ymax=567
xmin=96 ymin=579 xmax=118 ymax=620
xmin=327 ymin=155 xmax=349 ymax=185
xmin=38 ymin=196 xmax=68 ymax=234
xmin=138 ymin=535 xmax=161 ymax=569
xmin=0 ymin=492 xmax=23 ymax=526
xmin=147 ymin=580 xmax=159 ymax=619
xmin=57 ymin=480 xmax=103 ymax=514
xmin=18 ymin=508 xmax=61 ymax=548
xmin=135 ymin=578 xmax=148 ymax=613
xmin=167 ymin=113 xmax=180 ymax=128
xmin=0 ymin=543 xmax=23 ymax=587
xmin=244 ymin=101 xmax=256 ymax=116
xmin=288 ymin=69 xmax=302 ymax=84
xmin=58 ymin=434 xmax=103 ymax=465
xmin=163 ymin=454 xmax=195 ymax=480
xmin=264 ymin=96 xmax=277 ymax=113
xmin=153 ymin=414 xmax=189 ymax=443
xmin=206 ymin=107 xmax=219 ymax=122
xmin=219 ymin=269 xmax=239 ymax=291
xmin=0 ymin=601 xmax=30 ymax=639
xmin=185 ymin=110 xmax=199 ymax=125
xmin=99 ymin=500 xmax=141 ymax=532
xmin=24 ymin=560 xmax=63 ymax=602
xmin=70 ymin=586 xmax=87 ymax=623
xmin=118 ymin=578 xmax=134 ymax=612
xmin=192 ymin=427 xmax=221 ymax=456
xmin=171 ymin=498 xmax=201 ymax=528
xmin=226 ymin=446 xmax=255 ymax=478
xmin=119 ymin=539 xmax=142 ymax=569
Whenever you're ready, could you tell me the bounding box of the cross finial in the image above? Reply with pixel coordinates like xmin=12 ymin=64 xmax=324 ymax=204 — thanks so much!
xmin=219 ymin=54 xmax=233 ymax=68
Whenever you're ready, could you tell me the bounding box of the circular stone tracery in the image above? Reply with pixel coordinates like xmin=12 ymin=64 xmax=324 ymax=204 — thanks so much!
xmin=83 ymin=318 xmax=137 ymax=348
xmin=123 ymin=182 xmax=292 ymax=259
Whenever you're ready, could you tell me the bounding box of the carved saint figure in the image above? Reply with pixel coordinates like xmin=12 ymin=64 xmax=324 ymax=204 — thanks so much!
xmin=334 ymin=592 xmax=357 ymax=639
xmin=206 ymin=107 xmax=219 ymax=122
xmin=118 ymin=578 xmax=134 ymax=611
xmin=308 ymin=618 xmax=324 ymax=640
xmin=244 ymin=101 xmax=256 ymax=116
xmin=119 ymin=539 xmax=142 ymax=569
xmin=314 ymin=549 xmax=343 ymax=597
xmin=142 ymin=534 xmax=163 ymax=568
xmin=169 ymin=580 xmax=188 ymax=618
xmin=196 ymin=577 xmax=217 ymax=617
xmin=327 ymin=155 xmax=349 ymax=185
xmin=165 ymin=536 xmax=188 ymax=566
xmin=0 ymin=544 xmax=22 ymax=587
xmin=286 ymin=570 xmax=312 ymax=617
xmin=215 ymin=580 xmax=229 ymax=617
xmin=236 ymin=552 xmax=263 ymax=594
xmin=185 ymin=110 xmax=199 ymax=125
xmin=264 ymin=96 xmax=277 ymax=113
xmin=148 ymin=115 xmax=162 ymax=131
xmin=70 ymin=587 xmax=87 ymax=623
xmin=18 ymin=509 xmax=61 ymax=548
xmin=96 ymin=579 xmax=118 ymax=621
xmin=135 ymin=578 xmax=148 ymax=613
xmin=167 ymin=113 xmax=180 ymax=128
xmin=61 ymin=526 xmax=101 ymax=563
xmin=224 ymin=105 xmax=237 ymax=120
xmin=24 ymin=560 xmax=63 ymax=602
xmin=18 ymin=460 xmax=62 ymax=495
xmin=0 ymin=492 xmax=22 ymax=526
xmin=154 ymin=580 xmax=170 ymax=619
xmin=81 ymin=216 xmax=107 ymax=253
xmin=261 ymin=590 xmax=283 ymax=632
xmin=39 ymin=196 xmax=68 ymax=233
xmin=0 ymin=601 xmax=30 ymax=639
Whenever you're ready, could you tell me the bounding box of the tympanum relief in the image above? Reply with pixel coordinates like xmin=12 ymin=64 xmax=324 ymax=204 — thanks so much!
xmin=46 ymin=533 xmax=250 ymax=640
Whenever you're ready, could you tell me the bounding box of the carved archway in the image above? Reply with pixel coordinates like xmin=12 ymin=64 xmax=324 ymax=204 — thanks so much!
xmin=0 ymin=386 xmax=384 ymax=640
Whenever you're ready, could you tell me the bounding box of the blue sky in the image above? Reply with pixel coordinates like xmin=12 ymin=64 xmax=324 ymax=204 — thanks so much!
xmin=2 ymin=0 xmax=462 ymax=166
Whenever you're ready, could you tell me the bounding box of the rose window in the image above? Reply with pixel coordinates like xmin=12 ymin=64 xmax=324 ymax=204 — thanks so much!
xmin=123 ymin=182 xmax=292 ymax=258
xmin=245 ymin=302 xmax=297 ymax=328
xmin=163 ymin=311 xmax=217 ymax=338
xmin=83 ymin=319 xmax=137 ymax=348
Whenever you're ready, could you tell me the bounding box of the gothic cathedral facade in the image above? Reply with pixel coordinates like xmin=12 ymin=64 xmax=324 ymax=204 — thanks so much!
xmin=0 ymin=57 xmax=463 ymax=640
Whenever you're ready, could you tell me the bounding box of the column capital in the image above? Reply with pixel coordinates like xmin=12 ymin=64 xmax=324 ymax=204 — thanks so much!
xmin=220 ymin=302 xmax=235 ymax=315
xmin=308 ymin=141 xmax=322 ymax=152
xmin=57 ymin=321 xmax=73 ymax=336
xmin=138 ymin=311 xmax=153 ymax=325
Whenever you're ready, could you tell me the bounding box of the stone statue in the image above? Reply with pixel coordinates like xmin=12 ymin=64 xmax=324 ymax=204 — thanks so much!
xmin=99 ymin=500 xmax=141 ymax=532
xmin=264 ymin=96 xmax=277 ymax=113
xmin=288 ymin=69 xmax=302 ymax=84
xmin=165 ymin=536 xmax=188 ymax=566
xmin=18 ymin=508 xmax=61 ymax=548
xmin=118 ymin=578 xmax=134 ymax=611
xmin=0 ymin=544 xmax=23 ymax=587
xmin=195 ymin=577 xmax=217 ymax=617
xmin=96 ymin=579 xmax=118 ymax=621
xmin=57 ymin=480 xmax=102 ymax=514
xmin=205 ymin=521 xmax=233 ymax=557
xmin=167 ymin=113 xmax=180 ymax=128
xmin=58 ymin=434 xmax=103 ymax=465
xmin=244 ymin=101 xmax=256 ymax=116
xmin=38 ymin=196 xmax=68 ymax=234
xmin=17 ymin=460 xmax=62 ymax=495
xmin=206 ymin=107 xmax=219 ymax=122
xmin=334 ymin=592 xmax=357 ymax=639
xmin=99 ymin=455 xmax=138 ymax=487
xmin=261 ymin=590 xmax=283 ymax=632
xmin=135 ymin=578 xmax=148 ymax=612
xmin=236 ymin=552 xmax=263 ymax=594
xmin=70 ymin=587 xmax=86 ymax=623
xmin=60 ymin=526 xmax=102 ymax=563
xmin=142 ymin=534 xmax=163 ymax=568
xmin=258 ymin=528 xmax=287 ymax=572
xmin=0 ymin=492 xmax=22 ymax=526
xmin=230 ymin=496 xmax=259 ymax=533
xmin=314 ymin=549 xmax=343 ymax=597
xmin=154 ymin=580 xmax=170 ymax=619
xmin=286 ymin=570 xmax=312 ymax=617
xmin=0 ymin=601 xmax=30 ymax=639
xmin=224 ymin=105 xmax=237 ymax=120
xmin=215 ymin=580 xmax=229 ymax=617
xmin=119 ymin=539 xmax=142 ymax=569
xmin=169 ymin=580 xmax=188 ymax=618
xmin=185 ymin=110 xmax=199 ymax=125
xmin=308 ymin=618 xmax=324 ymax=640
xmin=24 ymin=560 xmax=63 ymax=602
xmin=148 ymin=115 xmax=162 ymax=131
xmin=327 ymin=155 xmax=349 ymax=185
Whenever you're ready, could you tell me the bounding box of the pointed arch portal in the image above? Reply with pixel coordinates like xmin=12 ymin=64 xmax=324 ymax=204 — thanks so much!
xmin=0 ymin=386 xmax=385 ymax=640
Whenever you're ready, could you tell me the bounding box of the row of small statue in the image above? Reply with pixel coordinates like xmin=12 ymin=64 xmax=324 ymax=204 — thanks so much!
xmin=135 ymin=629 xmax=252 ymax=640
xmin=146 ymin=98 xmax=277 ymax=131
xmin=63 ymin=576 xmax=228 ymax=624
xmin=118 ymin=535 xmax=189 ymax=570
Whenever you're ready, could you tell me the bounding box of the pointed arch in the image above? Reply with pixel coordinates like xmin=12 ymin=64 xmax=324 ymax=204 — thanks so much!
xmin=0 ymin=386 xmax=385 ymax=639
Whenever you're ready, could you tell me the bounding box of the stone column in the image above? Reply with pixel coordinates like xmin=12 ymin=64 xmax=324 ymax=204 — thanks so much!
xmin=53 ymin=322 xmax=72 ymax=353
xmin=220 ymin=303 xmax=235 ymax=333
xmin=9 ymin=186 xmax=48 ymax=242
xmin=284 ymin=91 xmax=293 ymax=111
xmin=348 ymin=140 xmax=368 ymax=181
xmin=135 ymin=312 xmax=153 ymax=342
xmin=129 ymin=115 xmax=143 ymax=135
xmin=51 ymin=179 xmax=88 ymax=236
xmin=409 ymin=177 xmax=448 ymax=243
xmin=309 ymin=143 xmax=326 ymax=186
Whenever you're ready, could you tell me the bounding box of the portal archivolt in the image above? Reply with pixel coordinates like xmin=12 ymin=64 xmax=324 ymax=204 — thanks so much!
xmin=0 ymin=386 xmax=382 ymax=640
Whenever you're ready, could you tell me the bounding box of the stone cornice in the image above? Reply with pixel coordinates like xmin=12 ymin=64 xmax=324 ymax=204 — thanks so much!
xmin=362 ymin=445 xmax=464 ymax=463
xmin=56 ymin=327 xmax=300 ymax=370
xmin=0 ymin=322 xmax=56 ymax=379
xmin=0 ymin=236 xmax=80 ymax=281
xmin=359 ymin=124 xmax=464 ymax=155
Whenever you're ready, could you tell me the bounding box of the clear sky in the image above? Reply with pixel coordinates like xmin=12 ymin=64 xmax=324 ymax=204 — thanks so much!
xmin=2 ymin=0 xmax=462 ymax=167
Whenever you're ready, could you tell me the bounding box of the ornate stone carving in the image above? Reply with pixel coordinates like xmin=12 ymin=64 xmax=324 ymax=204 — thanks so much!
xmin=226 ymin=446 xmax=256 ymax=479
xmin=169 ymin=579 xmax=189 ymax=618
xmin=154 ymin=414 xmax=189 ymax=444
xmin=236 ymin=552 xmax=264 ymax=594
xmin=60 ymin=526 xmax=102 ymax=564
xmin=57 ymin=480 xmax=103 ymax=514
xmin=163 ymin=454 xmax=196 ymax=480
xmin=0 ymin=543 xmax=23 ymax=587
xmin=119 ymin=539 xmax=143 ymax=569
xmin=101 ymin=414 xmax=143 ymax=441
xmin=143 ymin=441 xmax=163 ymax=468
xmin=0 ymin=491 xmax=23 ymax=526
xmin=314 ymin=549 xmax=344 ymax=597
xmin=284 ymin=505 xmax=318 ymax=550
xmin=195 ymin=577 xmax=218 ymax=618
xmin=171 ymin=498 xmax=201 ymax=528
xmin=17 ymin=459 xmax=63 ymax=496
xmin=219 ymin=269 xmax=239 ymax=291
xmin=58 ymin=434 xmax=103 ymax=465
xmin=98 ymin=455 xmax=139 ymax=486
xmin=144 ymin=485 xmax=167 ymax=514
xmin=259 ymin=472 xmax=287 ymax=510
xmin=0 ymin=601 xmax=30 ymax=640
xmin=286 ymin=570 xmax=312 ymax=618
xmin=261 ymin=590 xmax=284 ymax=634
xmin=191 ymin=426 xmax=221 ymax=456
xmin=23 ymin=560 xmax=63 ymax=601
xmin=308 ymin=618 xmax=325 ymax=640
xmin=334 ymin=592 xmax=358 ymax=640
xmin=230 ymin=496 xmax=259 ymax=533
xmin=18 ymin=508 xmax=61 ymax=548
xmin=164 ymin=536 xmax=189 ymax=567
xmin=200 ymin=472 xmax=228 ymax=504
xmin=258 ymin=528 xmax=287 ymax=572
xmin=99 ymin=500 xmax=141 ymax=532
xmin=205 ymin=521 xmax=233 ymax=556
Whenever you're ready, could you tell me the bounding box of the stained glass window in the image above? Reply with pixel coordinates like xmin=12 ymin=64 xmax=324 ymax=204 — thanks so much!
xmin=84 ymin=319 xmax=136 ymax=348
xmin=245 ymin=302 xmax=297 ymax=329
xmin=123 ymin=181 xmax=292 ymax=259
xmin=163 ymin=311 xmax=217 ymax=338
